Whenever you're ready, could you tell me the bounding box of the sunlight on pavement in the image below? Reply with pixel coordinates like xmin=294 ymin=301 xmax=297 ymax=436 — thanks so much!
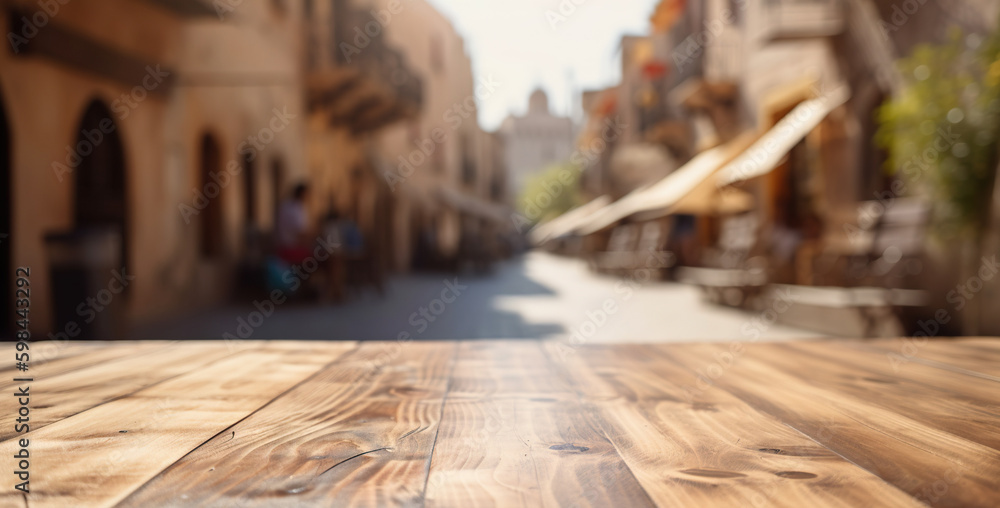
xmin=491 ymin=252 xmax=828 ymax=343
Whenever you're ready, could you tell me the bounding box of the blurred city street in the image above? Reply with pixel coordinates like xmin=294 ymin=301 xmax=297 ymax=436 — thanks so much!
xmin=134 ymin=252 xmax=824 ymax=342
xmin=8 ymin=1 xmax=1000 ymax=505
xmin=6 ymin=0 xmax=1000 ymax=343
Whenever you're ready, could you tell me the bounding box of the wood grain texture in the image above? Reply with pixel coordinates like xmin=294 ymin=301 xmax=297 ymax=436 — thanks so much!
xmin=0 ymin=341 xmax=175 ymax=391
xmin=120 ymin=341 xmax=452 ymax=507
xmin=852 ymin=338 xmax=1000 ymax=378
xmin=779 ymin=341 xmax=1000 ymax=451
xmin=0 ymin=341 xmax=354 ymax=508
xmin=3 ymin=338 xmax=1000 ymax=507
xmin=0 ymin=342 xmax=260 ymax=441
xmin=424 ymin=341 xmax=654 ymax=508
xmin=550 ymin=343 xmax=924 ymax=508
xmin=0 ymin=340 xmax=123 ymax=374
xmin=668 ymin=343 xmax=1000 ymax=507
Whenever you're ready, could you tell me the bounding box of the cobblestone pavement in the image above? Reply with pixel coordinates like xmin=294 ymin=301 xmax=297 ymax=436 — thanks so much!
xmin=134 ymin=251 xmax=826 ymax=343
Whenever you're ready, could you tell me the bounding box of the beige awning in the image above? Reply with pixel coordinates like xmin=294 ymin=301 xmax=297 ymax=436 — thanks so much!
xmin=576 ymin=132 xmax=757 ymax=235
xmin=529 ymin=195 xmax=612 ymax=245
xmin=715 ymin=87 xmax=850 ymax=187
xmin=669 ymin=184 xmax=755 ymax=216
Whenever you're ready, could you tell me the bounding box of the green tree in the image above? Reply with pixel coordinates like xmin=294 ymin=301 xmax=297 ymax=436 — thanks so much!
xmin=877 ymin=26 xmax=1000 ymax=238
xmin=877 ymin=23 xmax=1000 ymax=334
xmin=517 ymin=163 xmax=583 ymax=224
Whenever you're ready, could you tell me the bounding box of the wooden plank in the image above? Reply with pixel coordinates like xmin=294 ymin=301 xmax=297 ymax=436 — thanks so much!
xmin=118 ymin=341 xmax=450 ymax=507
xmin=0 ymin=341 xmax=354 ymax=508
xmin=446 ymin=341 xmax=575 ymax=400
xmin=0 ymin=341 xmax=263 ymax=441
xmin=668 ymin=343 xmax=1000 ymax=507
xmin=854 ymin=338 xmax=1000 ymax=378
xmin=0 ymin=341 xmax=173 ymax=384
xmin=777 ymin=341 xmax=1000 ymax=451
xmin=549 ymin=343 xmax=923 ymax=508
xmin=425 ymin=341 xmax=653 ymax=508
xmin=0 ymin=340 xmax=111 ymax=374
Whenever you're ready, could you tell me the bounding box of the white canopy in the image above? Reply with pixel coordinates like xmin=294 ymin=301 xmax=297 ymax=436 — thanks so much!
xmin=529 ymin=195 xmax=612 ymax=245
xmin=575 ymin=132 xmax=756 ymax=236
xmin=715 ymin=87 xmax=850 ymax=187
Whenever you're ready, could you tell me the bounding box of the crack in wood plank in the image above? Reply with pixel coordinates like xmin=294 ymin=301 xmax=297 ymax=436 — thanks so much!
xmin=419 ymin=341 xmax=460 ymax=506
xmin=318 ymin=447 xmax=391 ymax=477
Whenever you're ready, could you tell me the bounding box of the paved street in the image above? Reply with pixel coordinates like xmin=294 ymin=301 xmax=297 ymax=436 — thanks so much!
xmin=135 ymin=252 xmax=825 ymax=343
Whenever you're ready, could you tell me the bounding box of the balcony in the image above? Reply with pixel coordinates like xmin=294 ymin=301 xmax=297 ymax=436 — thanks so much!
xmin=307 ymin=0 xmax=423 ymax=133
xmin=759 ymin=0 xmax=845 ymax=41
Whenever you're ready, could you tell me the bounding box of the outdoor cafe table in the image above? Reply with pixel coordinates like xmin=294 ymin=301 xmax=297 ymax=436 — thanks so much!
xmin=2 ymin=338 xmax=1000 ymax=507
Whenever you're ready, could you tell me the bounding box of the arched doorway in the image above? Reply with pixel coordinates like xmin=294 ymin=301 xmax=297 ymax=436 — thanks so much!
xmin=199 ymin=134 xmax=224 ymax=259
xmin=74 ymin=100 xmax=128 ymax=276
xmin=0 ymin=87 xmax=11 ymax=335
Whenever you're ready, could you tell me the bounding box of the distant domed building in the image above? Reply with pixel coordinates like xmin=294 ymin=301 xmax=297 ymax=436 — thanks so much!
xmin=528 ymin=89 xmax=550 ymax=115
xmin=500 ymin=88 xmax=575 ymax=200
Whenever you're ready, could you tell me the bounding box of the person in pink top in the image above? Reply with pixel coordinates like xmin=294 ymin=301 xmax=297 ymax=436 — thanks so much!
xmin=275 ymin=183 xmax=312 ymax=265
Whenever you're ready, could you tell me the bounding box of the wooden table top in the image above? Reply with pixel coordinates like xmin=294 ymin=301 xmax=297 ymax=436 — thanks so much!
xmin=2 ymin=338 xmax=999 ymax=507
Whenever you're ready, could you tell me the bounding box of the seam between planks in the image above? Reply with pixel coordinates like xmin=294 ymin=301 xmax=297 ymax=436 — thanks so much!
xmin=655 ymin=346 xmax=946 ymax=506
xmin=111 ymin=340 xmax=362 ymax=508
xmin=537 ymin=341 xmax=659 ymax=508
xmin=0 ymin=341 xmax=115 ymax=375
xmin=0 ymin=341 xmax=180 ymax=383
xmin=419 ymin=341 xmax=460 ymax=508
xmin=774 ymin=420 xmax=925 ymax=504
xmin=0 ymin=341 xmax=267 ymax=444
xmin=841 ymin=341 xmax=1000 ymax=385
xmin=758 ymin=344 xmax=1000 ymax=465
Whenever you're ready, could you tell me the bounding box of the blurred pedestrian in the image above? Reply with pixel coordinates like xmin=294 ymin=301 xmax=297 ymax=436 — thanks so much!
xmin=320 ymin=208 xmax=346 ymax=302
xmin=276 ymin=182 xmax=312 ymax=265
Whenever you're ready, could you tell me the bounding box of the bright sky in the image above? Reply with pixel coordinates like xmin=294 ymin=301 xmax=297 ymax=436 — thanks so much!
xmin=424 ymin=0 xmax=661 ymax=131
